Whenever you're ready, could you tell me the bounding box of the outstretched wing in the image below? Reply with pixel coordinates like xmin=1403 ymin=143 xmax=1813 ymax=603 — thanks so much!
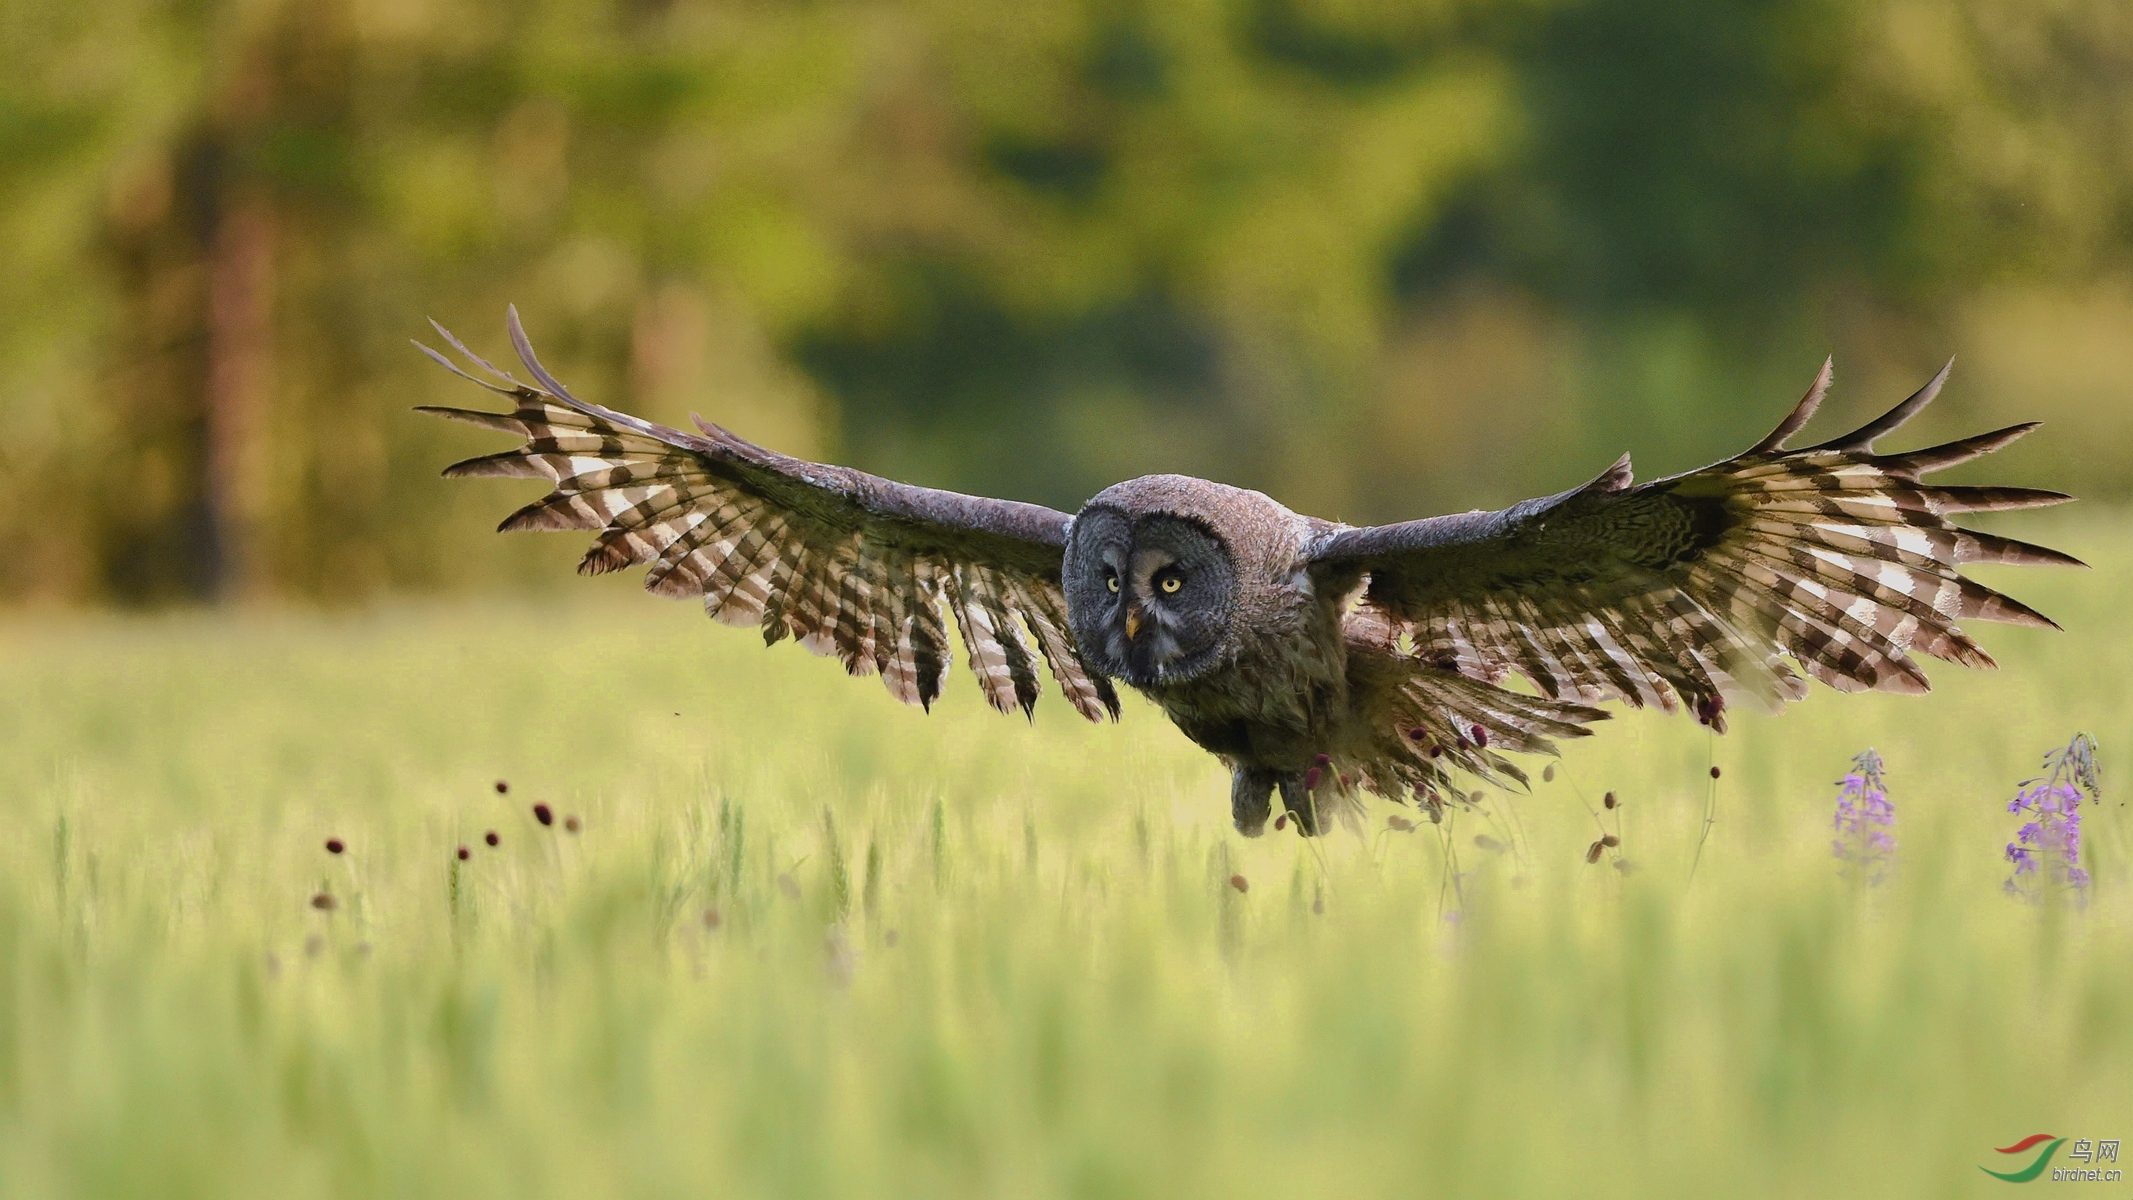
xmin=1308 ymin=359 xmax=2083 ymax=730
xmin=419 ymin=308 xmax=1119 ymax=722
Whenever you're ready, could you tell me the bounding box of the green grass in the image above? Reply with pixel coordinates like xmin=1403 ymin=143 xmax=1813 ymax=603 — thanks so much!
xmin=0 ymin=511 xmax=2128 ymax=1199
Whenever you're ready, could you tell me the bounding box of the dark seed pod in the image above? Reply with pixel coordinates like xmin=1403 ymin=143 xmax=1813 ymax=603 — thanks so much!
xmin=310 ymin=892 xmax=337 ymax=911
xmin=1601 ymin=834 xmax=1620 ymax=847
xmin=1274 ymin=813 xmax=1289 ymax=832
xmin=494 ymin=780 xmax=509 ymax=795
xmin=532 ymin=803 xmax=553 ymax=827
xmin=1428 ymin=744 xmax=1444 ymax=758
xmin=324 ymin=838 xmax=345 ymax=855
xmin=564 ymin=815 xmax=581 ymax=833
xmin=1407 ymin=727 xmax=1428 ymax=741
xmin=1304 ymin=767 xmax=1323 ymax=792
xmin=1313 ymin=753 xmax=1332 ymax=768
xmin=1228 ymin=874 xmax=1249 ymax=894
xmin=1338 ymin=773 xmax=1353 ymax=789
xmin=1603 ymin=791 xmax=1618 ymax=810
xmin=456 ymin=846 xmax=471 ymax=861
xmin=1542 ymin=765 xmax=1555 ymax=783
xmin=1586 ymin=841 xmax=1605 ymax=864
xmin=1471 ymin=724 xmax=1488 ymax=748
xmin=484 ymin=830 xmax=500 ymax=847
xmin=1710 ymin=765 xmax=1722 ymax=780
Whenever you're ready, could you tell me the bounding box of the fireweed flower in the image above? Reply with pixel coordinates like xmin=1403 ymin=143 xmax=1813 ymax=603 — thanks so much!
xmin=1831 ymin=748 xmax=1895 ymax=883
xmin=2002 ymin=733 xmax=2100 ymax=900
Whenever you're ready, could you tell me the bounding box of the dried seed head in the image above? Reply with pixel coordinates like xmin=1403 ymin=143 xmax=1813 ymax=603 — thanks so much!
xmin=310 ymin=892 xmax=337 ymax=911
xmin=1542 ymin=765 xmax=1555 ymax=783
xmin=1274 ymin=813 xmax=1289 ymax=832
xmin=532 ymin=803 xmax=554 ymax=827
xmin=456 ymin=846 xmax=471 ymax=861
xmin=1601 ymin=834 xmax=1620 ymax=847
xmin=494 ymin=780 xmax=509 ymax=795
xmin=324 ymin=838 xmax=345 ymax=855
xmin=484 ymin=830 xmax=500 ymax=847
xmin=564 ymin=815 xmax=581 ymax=833
xmin=1710 ymin=765 xmax=1723 ymax=780
xmin=1603 ymin=791 xmax=1618 ymax=810
xmin=1229 ymin=874 xmax=1249 ymax=894
xmin=1586 ymin=841 xmax=1605 ymax=864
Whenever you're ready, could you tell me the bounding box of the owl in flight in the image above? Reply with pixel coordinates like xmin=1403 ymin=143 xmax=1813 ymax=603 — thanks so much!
xmin=422 ymin=309 xmax=2079 ymax=836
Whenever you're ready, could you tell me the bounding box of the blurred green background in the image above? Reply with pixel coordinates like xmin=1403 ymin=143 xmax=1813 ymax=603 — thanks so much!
xmin=6 ymin=0 xmax=2130 ymax=607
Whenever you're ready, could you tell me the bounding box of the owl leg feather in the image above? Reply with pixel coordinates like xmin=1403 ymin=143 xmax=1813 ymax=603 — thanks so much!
xmin=1231 ymin=767 xmax=1276 ymax=837
xmin=1277 ymin=774 xmax=1320 ymax=837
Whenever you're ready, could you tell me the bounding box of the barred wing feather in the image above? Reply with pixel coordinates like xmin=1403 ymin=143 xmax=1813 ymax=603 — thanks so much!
xmin=1308 ymin=359 xmax=2081 ymax=730
xmin=418 ymin=308 xmax=1119 ymax=722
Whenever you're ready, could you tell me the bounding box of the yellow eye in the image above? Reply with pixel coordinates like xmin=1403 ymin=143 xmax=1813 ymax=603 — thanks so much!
xmin=1106 ymin=574 xmax=1120 ymax=593
xmin=1160 ymin=574 xmax=1183 ymax=594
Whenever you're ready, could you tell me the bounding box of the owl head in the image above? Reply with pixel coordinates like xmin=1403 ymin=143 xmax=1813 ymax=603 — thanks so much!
xmin=1064 ymin=474 xmax=1303 ymax=689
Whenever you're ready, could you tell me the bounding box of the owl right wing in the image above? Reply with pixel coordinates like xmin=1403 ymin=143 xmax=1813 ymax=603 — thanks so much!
xmin=418 ymin=307 xmax=1119 ymax=722
xmin=1305 ymin=360 xmax=2083 ymax=729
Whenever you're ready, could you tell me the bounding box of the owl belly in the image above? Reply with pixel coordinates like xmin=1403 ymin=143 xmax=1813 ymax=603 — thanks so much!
xmin=1145 ymin=601 xmax=1349 ymax=771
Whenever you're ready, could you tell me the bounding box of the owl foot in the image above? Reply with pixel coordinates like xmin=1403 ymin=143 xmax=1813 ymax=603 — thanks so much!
xmin=1230 ymin=767 xmax=1276 ymax=837
xmin=1276 ymin=773 xmax=1321 ymax=837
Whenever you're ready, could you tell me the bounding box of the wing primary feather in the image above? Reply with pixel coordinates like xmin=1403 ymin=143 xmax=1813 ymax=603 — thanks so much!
xmin=1748 ymin=356 xmax=1833 ymax=454
xmin=505 ymin=305 xmax=590 ymax=409
xmin=1813 ymin=357 xmax=1952 ymax=451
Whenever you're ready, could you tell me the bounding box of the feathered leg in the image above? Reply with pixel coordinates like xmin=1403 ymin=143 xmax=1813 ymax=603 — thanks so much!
xmin=1231 ymin=767 xmax=1277 ymax=837
xmin=1277 ymin=774 xmax=1320 ymax=837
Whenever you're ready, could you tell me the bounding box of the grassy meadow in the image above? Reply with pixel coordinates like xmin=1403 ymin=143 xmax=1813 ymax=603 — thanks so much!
xmin=0 ymin=509 xmax=2128 ymax=1199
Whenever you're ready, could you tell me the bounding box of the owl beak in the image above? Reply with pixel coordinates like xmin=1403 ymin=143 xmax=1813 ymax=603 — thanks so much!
xmin=1123 ymin=606 xmax=1144 ymax=641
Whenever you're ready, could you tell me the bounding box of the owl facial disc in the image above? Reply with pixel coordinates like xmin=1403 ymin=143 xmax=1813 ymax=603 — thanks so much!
xmin=1063 ymin=507 xmax=1237 ymax=689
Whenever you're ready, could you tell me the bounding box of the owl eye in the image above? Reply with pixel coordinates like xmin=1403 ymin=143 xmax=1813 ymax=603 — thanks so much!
xmin=1159 ymin=572 xmax=1183 ymax=595
xmin=1105 ymin=571 xmax=1120 ymax=594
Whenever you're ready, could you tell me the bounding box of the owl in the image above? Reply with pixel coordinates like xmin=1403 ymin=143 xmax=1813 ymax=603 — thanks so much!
xmin=421 ymin=309 xmax=2081 ymax=835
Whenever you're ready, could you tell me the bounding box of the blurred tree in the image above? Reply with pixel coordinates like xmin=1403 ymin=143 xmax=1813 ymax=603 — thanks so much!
xmin=0 ymin=0 xmax=2128 ymax=605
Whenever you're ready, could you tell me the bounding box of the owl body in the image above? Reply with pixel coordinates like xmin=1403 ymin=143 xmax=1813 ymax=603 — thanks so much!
xmin=425 ymin=314 xmax=2080 ymax=840
xmin=1062 ymin=474 xmax=1415 ymax=832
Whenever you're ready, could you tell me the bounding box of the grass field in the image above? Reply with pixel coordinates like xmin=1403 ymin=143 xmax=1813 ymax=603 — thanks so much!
xmin=0 ymin=510 xmax=2127 ymax=1199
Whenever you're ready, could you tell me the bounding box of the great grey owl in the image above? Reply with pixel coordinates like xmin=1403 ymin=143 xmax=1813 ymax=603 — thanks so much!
xmin=421 ymin=309 xmax=2080 ymax=835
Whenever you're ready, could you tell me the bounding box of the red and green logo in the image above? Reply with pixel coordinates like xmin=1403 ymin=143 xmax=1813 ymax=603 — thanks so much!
xmin=1982 ymin=1135 xmax=2066 ymax=1182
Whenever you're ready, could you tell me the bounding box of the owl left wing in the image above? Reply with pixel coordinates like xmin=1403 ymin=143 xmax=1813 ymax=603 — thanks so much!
xmin=1305 ymin=360 xmax=2084 ymax=730
xmin=417 ymin=308 xmax=1118 ymax=722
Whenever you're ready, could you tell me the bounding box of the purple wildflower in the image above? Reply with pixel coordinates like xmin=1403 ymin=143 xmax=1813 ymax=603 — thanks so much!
xmin=1831 ymin=748 xmax=1895 ymax=883
xmin=2001 ymin=733 xmax=2100 ymax=900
